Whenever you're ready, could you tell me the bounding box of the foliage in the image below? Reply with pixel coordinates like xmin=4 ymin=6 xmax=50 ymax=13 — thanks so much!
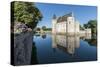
xmin=44 ymin=28 xmax=52 ymax=31
xmin=85 ymin=39 xmax=97 ymax=46
xmin=11 ymin=1 xmax=43 ymax=29
xmin=41 ymin=26 xmax=52 ymax=31
xmin=42 ymin=26 xmax=46 ymax=30
xmin=36 ymin=27 xmax=41 ymax=31
xmin=84 ymin=20 xmax=97 ymax=34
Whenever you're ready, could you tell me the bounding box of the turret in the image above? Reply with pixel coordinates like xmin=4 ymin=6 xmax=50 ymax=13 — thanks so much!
xmin=67 ymin=12 xmax=75 ymax=35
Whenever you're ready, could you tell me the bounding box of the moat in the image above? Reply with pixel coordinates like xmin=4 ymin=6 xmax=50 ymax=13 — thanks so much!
xmin=33 ymin=33 xmax=97 ymax=64
xmin=13 ymin=32 xmax=97 ymax=65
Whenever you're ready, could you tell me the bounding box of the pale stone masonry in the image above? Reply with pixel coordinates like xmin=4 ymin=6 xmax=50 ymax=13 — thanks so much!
xmin=52 ymin=12 xmax=91 ymax=35
xmin=52 ymin=34 xmax=91 ymax=55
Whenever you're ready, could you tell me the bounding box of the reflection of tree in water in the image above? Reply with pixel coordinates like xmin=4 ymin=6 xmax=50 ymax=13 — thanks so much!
xmin=35 ymin=34 xmax=40 ymax=37
xmin=41 ymin=34 xmax=46 ymax=39
xmin=31 ymin=41 xmax=38 ymax=64
xmin=84 ymin=38 xmax=97 ymax=46
xmin=84 ymin=34 xmax=97 ymax=46
xmin=34 ymin=33 xmax=46 ymax=39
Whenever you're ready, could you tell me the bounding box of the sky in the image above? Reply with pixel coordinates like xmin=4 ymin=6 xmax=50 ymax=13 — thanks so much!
xmin=35 ymin=3 xmax=97 ymax=28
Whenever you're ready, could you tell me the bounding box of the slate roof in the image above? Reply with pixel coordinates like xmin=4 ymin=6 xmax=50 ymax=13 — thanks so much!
xmin=57 ymin=12 xmax=73 ymax=23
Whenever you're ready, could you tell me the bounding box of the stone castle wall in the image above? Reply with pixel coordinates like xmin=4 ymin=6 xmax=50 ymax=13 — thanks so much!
xmin=52 ymin=13 xmax=91 ymax=35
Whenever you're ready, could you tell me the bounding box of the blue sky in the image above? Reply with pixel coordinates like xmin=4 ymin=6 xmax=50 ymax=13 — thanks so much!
xmin=35 ymin=3 xmax=97 ymax=28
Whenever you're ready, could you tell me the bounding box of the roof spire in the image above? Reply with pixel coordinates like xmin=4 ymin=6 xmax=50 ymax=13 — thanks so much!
xmin=53 ymin=14 xmax=56 ymax=19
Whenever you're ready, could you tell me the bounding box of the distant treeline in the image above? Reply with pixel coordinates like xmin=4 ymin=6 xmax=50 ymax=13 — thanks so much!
xmin=43 ymin=28 xmax=52 ymax=31
xmin=80 ymin=20 xmax=97 ymax=35
xmin=36 ymin=26 xmax=52 ymax=31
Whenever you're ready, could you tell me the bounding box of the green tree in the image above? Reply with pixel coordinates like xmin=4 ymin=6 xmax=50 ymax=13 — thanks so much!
xmin=84 ymin=20 xmax=97 ymax=34
xmin=11 ymin=1 xmax=43 ymax=29
xmin=88 ymin=20 xmax=97 ymax=28
xmin=42 ymin=26 xmax=46 ymax=30
xmin=84 ymin=24 xmax=89 ymax=28
xmin=36 ymin=27 xmax=41 ymax=31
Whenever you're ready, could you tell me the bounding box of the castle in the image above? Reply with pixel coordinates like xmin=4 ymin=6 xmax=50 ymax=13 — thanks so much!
xmin=52 ymin=12 xmax=91 ymax=35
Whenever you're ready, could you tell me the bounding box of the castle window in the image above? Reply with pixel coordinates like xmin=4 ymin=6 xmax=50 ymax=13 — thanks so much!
xmin=69 ymin=21 xmax=71 ymax=24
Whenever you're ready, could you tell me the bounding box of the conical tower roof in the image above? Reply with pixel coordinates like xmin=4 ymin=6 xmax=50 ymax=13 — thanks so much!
xmin=53 ymin=14 xmax=56 ymax=19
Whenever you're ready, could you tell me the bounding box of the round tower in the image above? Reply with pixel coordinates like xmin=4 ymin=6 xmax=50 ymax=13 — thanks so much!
xmin=52 ymin=14 xmax=57 ymax=34
xmin=67 ymin=12 xmax=75 ymax=35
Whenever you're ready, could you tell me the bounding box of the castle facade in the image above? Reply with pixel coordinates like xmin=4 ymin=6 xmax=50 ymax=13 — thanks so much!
xmin=52 ymin=12 xmax=91 ymax=35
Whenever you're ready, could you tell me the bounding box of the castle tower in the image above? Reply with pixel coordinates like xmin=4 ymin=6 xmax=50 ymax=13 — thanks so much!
xmin=67 ymin=12 xmax=75 ymax=35
xmin=52 ymin=14 xmax=57 ymax=34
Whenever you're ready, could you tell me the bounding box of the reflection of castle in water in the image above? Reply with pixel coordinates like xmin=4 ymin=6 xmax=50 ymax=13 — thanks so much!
xmin=52 ymin=34 xmax=91 ymax=55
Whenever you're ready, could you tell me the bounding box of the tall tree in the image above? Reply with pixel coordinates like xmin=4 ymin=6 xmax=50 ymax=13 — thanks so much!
xmin=84 ymin=20 xmax=97 ymax=34
xmin=11 ymin=1 xmax=43 ymax=29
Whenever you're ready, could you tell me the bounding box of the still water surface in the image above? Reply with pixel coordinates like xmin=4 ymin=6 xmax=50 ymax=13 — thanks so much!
xmin=33 ymin=34 xmax=97 ymax=64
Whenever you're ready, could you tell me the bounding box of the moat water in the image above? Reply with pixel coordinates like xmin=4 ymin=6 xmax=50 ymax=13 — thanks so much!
xmin=33 ymin=33 xmax=97 ymax=64
xmin=13 ymin=33 xmax=97 ymax=65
